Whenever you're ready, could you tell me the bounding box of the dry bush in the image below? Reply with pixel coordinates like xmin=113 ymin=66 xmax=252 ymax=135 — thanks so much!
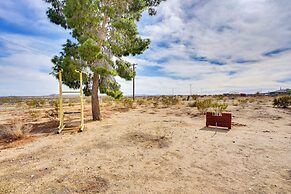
xmin=211 ymin=102 xmax=228 ymax=114
xmin=248 ymin=98 xmax=255 ymax=103
xmin=152 ymin=101 xmax=159 ymax=108
xmin=161 ymin=96 xmax=180 ymax=107
xmin=28 ymin=110 xmax=41 ymax=121
xmin=26 ymin=98 xmax=46 ymax=108
xmin=45 ymin=100 xmax=59 ymax=119
xmin=233 ymin=102 xmax=239 ymax=106
xmin=196 ymin=99 xmax=213 ymax=114
xmin=102 ymin=96 xmax=114 ymax=103
xmin=188 ymin=101 xmax=196 ymax=107
xmin=238 ymin=98 xmax=248 ymax=108
xmin=136 ymin=98 xmax=146 ymax=106
xmin=215 ymin=95 xmax=224 ymax=101
xmin=0 ymin=120 xmax=27 ymax=141
xmin=120 ymin=98 xmax=135 ymax=109
xmin=0 ymin=97 xmax=22 ymax=105
xmin=273 ymin=96 xmax=291 ymax=108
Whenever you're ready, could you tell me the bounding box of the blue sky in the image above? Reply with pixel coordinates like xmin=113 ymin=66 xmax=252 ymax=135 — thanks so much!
xmin=0 ymin=0 xmax=291 ymax=96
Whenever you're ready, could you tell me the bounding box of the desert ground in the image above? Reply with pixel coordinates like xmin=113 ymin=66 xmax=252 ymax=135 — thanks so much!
xmin=0 ymin=95 xmax=290 ymax=194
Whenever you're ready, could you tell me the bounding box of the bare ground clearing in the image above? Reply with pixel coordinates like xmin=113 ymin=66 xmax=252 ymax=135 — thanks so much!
xmin=0 ymin=96 xmax=290 ymax=193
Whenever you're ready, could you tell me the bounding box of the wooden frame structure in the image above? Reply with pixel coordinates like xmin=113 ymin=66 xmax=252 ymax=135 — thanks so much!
xmin=58 ymin=70 xmax=84 ymax=133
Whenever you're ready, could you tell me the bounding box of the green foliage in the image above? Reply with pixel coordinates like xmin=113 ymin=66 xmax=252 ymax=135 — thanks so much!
xmin=45 ymin=0 xmax=165 ymax=100
xmin=196 ymin=99 xmax=213 ymax=114
xmin=238 ymin=98 xmax=248 ymax=108
xmin=211 ymin=102 xmax=228 ymax=114
xmin=273 ymin=96 xmax=291 ymax=108
xmin=116 ymin=60 xmax=135 ymax=80
xmin=99 ymin=76 xmax=123 ymax=99
xmin=78 ymin=38 xmax=101 ymax=63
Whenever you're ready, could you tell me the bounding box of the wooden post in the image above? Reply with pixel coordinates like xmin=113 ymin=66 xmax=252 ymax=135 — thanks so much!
xmin=79 ymin=71 xmax=84 ymax=131
xmin=58 ymin=70 xmax=64 ymax=133
xmin=133 ymin=64 xmax=136 ymax=101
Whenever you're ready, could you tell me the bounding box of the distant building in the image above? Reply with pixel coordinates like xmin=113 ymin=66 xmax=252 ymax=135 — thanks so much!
xmin=265 ymin=88 xmax=291 ymax=96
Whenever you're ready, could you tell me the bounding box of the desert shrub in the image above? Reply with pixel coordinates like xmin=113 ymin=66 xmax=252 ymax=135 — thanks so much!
xmin=102 ymin=96 xmax=114 ymax=103
xmin=238 ymin=98 xmax=248 ymax=108
xmin=45 ymin=109 xmax=58 ymax=119
xmin=273 ymin=96 xmax=291 ymax=108
xmin=188 ymin=101 xmax=196 ymax=107
xmin=49 ymin=99 xmax=59 ymax=108
xmin=211 ymin=102 xmax=228 ymax=114
xmin=39 ymin=99 xmax=46 ymax=106
xmin=152 ymin=101 xmax=159 ymax=108
xmin=136 ymin=99 xmax=146 ymax=106
xmin=26 ymin=98 xmax=46 ymax=108
xmin=28 ymin=110 xmax=41 ymax=121
xmin=15 ymin=101 xmax=23 ymax=108
xmin=215 ymin=95 xmax=224 ymax=101
xmin=68 ymin=103 xmax=74 ymax=107
xmin=0 ymin=97 xmax=22 ymax=105
xmin=46 ymin=100 xmax=59 ymax=119
xmin=248 ymin=98 xmax=255 ymax=103
xmin=26 ymin=99 xmax=38 ymax=108
xmin=121 ymin=98 xmax=134 ymax=109
xmin=161 ymin=96 xmax=179 ymax=107
xmin=196 ymin=99 xmax=213 ymax=114
xmin=191 ymin=95 xmax=198 ymax=101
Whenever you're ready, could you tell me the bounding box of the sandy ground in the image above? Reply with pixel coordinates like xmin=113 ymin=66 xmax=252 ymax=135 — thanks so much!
xmin=0 ymin=97 xmax=290 ymax=193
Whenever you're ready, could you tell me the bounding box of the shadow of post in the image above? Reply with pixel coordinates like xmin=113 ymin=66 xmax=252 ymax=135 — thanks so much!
xmin=199 ymin=126 xmax=230 ymax=133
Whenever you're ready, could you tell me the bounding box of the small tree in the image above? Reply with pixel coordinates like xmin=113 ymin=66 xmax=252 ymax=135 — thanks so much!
xmin=44 ymin=0 xmax=165 ymax=120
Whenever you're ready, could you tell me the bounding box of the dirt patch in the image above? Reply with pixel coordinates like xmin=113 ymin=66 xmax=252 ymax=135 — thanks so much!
xmin=124 ymin=131 xmax=170 ymax=148
xmin=0 ymin=135 xmax=37 ymax=150
xmin=53 ymin=175 xmax=109 ymax=194
xmin=28 ymin=120 xmax=59 ymax=134
xmin=0 ymin=120 xmax=58 ymax=149
xmin=73 ymin=176 xmax=109 ymax=193
xmin=0 ymin=181 xmax=14 ymax=194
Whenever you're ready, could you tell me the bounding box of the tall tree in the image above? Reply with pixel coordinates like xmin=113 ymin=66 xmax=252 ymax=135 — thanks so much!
xmin=45 ymin=0 xmax=165 ymax=120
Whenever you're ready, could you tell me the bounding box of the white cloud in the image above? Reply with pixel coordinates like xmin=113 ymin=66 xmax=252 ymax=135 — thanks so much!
xmin=125 ymin=0 xmax=291 ymax=94
xmin=141 ymin=0 xmax=291 ymax=60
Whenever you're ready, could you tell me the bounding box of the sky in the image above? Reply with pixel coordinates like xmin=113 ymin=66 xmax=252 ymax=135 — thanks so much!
xmin=0 ymin=0 xmax=291 ymax=96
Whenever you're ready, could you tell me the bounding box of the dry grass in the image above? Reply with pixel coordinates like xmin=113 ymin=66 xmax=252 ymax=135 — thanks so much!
xmin=0 ymin=118 xmax=31 ymax=141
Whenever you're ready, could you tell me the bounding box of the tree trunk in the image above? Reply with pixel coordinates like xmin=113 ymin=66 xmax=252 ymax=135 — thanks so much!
xmin=92 ymin=72 xmax=101 ymax=121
